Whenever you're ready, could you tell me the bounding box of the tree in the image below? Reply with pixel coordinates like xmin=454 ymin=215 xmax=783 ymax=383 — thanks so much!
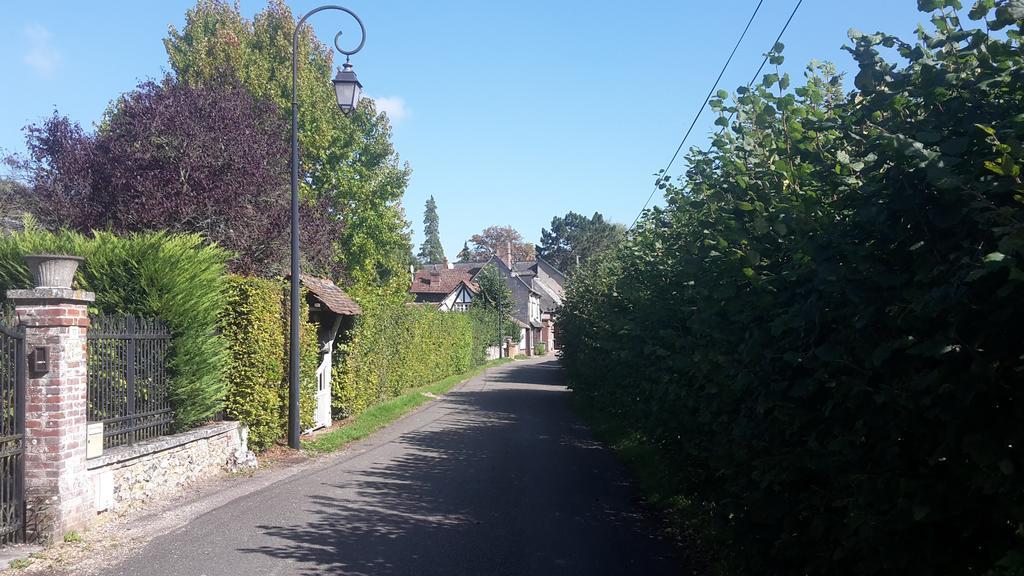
xmin=538 ymin=211 xmax=624 ymax=272
xmin=417 ymin=195 xmax=445 ymax=264
xmin=472 ymin=264 xmax=519 ymax=344
xmin=474 ymin=264 xmax=514 ymax=312
xmin=164 ymin=0 xmax=413 ymax=289
xmin=0 ymin=177 xmax=33 ymax=228
xmin=456 ymin=242 xmax=472 ymax=263
xmin=461 ymin=225 xmax=535 ymax=263
xmin=17 ymin=77 xmax=334 ymax=275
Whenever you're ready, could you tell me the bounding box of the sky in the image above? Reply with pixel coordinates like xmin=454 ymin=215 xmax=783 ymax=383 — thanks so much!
xmin=0 ymin=1 xmax=931 ymax=261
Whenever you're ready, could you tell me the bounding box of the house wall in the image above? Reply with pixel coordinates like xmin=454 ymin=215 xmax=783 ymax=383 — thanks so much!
xmin=492 ymin=258 xmax=533 ymax=325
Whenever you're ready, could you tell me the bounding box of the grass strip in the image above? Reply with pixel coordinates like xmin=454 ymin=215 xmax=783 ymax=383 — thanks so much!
xmin=303 ymin=358 xmax=513 ymax=453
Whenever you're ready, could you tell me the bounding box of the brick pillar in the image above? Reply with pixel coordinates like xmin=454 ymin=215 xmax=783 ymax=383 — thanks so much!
xmin=6 ymin=287 xmax=94 ymax=542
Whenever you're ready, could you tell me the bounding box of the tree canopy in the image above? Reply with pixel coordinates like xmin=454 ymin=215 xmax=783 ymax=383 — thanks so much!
xmin=164 ymin=0 xmax=413 ymax=289
xmin=17 ymin=77 xmax=326 ymax=275
xmin=417 ymin=195 xmax=445 ymax=264
xmin=460 ymin=225 xmax=535 ymax=263
xmin=538 ymin=211 xmax=624 ymax=273
xmin=473 ymin=264 xmax=514 ymax=313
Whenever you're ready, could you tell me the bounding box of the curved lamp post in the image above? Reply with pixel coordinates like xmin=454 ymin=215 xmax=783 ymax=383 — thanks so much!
xmin=289 ymin=5 xmax=365 ymax=449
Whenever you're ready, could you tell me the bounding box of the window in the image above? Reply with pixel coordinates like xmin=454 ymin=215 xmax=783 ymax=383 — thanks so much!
xmin=452 ymin=302 xmax=470 ymax=312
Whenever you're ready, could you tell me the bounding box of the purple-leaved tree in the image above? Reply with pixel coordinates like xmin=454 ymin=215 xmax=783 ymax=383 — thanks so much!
xmin=18 ymin=76 xmax=340 ymax=276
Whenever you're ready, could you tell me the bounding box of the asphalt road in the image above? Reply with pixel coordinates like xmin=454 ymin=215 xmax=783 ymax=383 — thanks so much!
xmin=104 ymin=358 xmax=679 ymax=576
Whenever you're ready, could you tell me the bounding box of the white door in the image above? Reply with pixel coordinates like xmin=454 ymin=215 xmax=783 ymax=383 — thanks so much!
xmin=314 ymin=347 xmax=332 ymax=430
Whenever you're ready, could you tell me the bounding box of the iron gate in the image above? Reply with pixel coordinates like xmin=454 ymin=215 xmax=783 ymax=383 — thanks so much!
xmin=0 ymin=323 xmax=25 ymax=545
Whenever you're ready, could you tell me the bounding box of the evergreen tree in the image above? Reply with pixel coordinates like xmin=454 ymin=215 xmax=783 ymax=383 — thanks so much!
xmin=538 ymin=211 xmax=625 ymax=273
xmin=417 ymin=195 xmax=446 ymax=264
xmin=456 ymin=242 xmax=472 ymax=263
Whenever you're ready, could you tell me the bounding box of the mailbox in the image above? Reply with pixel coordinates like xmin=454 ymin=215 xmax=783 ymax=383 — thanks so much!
xmin=30 ymin=346 xmax=49 ymax=374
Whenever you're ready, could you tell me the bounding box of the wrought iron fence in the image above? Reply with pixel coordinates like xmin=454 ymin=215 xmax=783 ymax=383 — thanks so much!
xmin=0 ymin=323 xmax=25 ymax=545
xmin=87 ymin=315 xmax=172 ymax=449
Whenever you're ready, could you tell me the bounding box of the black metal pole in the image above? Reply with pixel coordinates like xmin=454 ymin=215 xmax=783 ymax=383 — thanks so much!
xmin=289 ymin=5 xmax=365 ymax=449
xmin=498 ymin=300 xmax=503 ymax=358
xmin=288 ymin=17 xmax=302 ymax=449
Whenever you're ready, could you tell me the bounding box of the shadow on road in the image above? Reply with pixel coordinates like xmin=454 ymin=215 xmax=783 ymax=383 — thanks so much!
xmin=238 ymin=360 xmax=678 ymax=576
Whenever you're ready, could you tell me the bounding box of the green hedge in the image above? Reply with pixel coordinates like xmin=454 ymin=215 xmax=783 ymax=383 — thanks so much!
xmin=220 ymin=275 xmax=318 ymax=451
xmin=466 ymin=307 xmax=519 ymax=366
xmin=333 ymin=297 xmax=474 ymax=419
xmin=560 ymin=4 xmax=1024 ymax=575
xmin=0 ymin=225 xmax=230 ymax=429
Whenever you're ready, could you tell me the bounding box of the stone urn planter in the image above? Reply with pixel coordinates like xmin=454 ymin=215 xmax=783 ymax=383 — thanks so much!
xmin=24 ymin=254 xmax=85 ymax=289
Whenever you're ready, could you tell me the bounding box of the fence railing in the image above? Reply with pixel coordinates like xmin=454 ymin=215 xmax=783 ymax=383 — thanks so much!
xmin=0 ymin=323 xmax=25 ymax=545
xmin=87 ymin=315 xmax=172 ymax=450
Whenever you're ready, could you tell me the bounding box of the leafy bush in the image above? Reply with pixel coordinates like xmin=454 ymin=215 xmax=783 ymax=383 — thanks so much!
xmin=220 ymin=275 xmax=319 ymax=451
xmin=333 ymin=294 xmax=473 ymax=419
xmin=560 ymin=3 xmax=1024 ymax=575
xmin=0 ymin=225 xmax=230 ymax=429
xmin=467 ymin=307 xmax=519 ymax=366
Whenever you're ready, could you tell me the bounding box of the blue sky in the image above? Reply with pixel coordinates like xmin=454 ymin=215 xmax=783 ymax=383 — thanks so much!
xmin=0 ymin=1 xmax=930 ymax=261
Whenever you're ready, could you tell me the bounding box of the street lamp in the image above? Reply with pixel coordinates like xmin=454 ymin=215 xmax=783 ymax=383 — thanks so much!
xmin=289 ymin=5 xmax=366 ymax=449
xmin=333 ymin=61 xmax=363 ymax=113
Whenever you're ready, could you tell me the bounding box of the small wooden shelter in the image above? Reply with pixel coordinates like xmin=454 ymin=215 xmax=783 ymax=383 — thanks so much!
xmin=297 ymin=274 xmax=361 ymax=430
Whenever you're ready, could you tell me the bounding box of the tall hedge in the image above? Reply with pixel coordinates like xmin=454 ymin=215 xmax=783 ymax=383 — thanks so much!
xmin=467 ymin=307 xmax=519 ymax=366
xmin=333 ymin=296 xmax=473 ymax=419
xmin=0 ymin=225 xmax=230 ymax=429
xmin=560 ymin=3 xmax=1024 ymax=575
xmin=220 ymin=275 xmax=318 ymax=451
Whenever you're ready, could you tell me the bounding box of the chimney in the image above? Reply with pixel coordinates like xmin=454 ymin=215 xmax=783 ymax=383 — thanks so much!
xmin=444 ymin=258 xmax=453 ymax=270
xmin=498 ymin=241 xmax=513 ymax=267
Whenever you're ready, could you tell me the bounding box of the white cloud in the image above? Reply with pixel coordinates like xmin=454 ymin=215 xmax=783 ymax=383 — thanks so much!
xmin=373 ymin=96 xmax=410 ymax=123
xmin=23 ymin=24 xmax=60 ymax=78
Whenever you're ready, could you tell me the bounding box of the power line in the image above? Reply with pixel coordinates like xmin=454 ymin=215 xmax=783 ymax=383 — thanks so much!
xmin=628 ymin=0 xmax=766 ymax=230
xmin=706 ymin=0 xmax=805 ymax=149
xmin=629 ymin=0 xmax=804 ymax=231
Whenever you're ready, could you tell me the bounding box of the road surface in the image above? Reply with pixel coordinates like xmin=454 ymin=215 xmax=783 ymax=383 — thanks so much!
xmin=103 ymin=358 xmax=679 ymax=576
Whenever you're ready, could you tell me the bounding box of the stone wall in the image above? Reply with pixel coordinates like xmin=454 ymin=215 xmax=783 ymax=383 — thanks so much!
xmin=87 ymin=421 xmax=255 ymax=513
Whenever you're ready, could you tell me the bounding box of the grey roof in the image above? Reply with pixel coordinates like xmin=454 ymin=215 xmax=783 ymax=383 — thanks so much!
xmin=512 ymin=261 xmax=537 ymax=275
xmin=473 ymin=256 xmax=539 ymax=295
xmin=531 ymin=278 xmax=562 ymax=312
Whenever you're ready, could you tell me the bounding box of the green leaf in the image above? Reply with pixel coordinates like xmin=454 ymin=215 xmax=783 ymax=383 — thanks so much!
xmin=736 ymin=201 xmax=755 ymax=211
xmin=984 ymin=251 xmax=1006 ymax=262
xmin=969 ymin=0 xmax=995 ymax=20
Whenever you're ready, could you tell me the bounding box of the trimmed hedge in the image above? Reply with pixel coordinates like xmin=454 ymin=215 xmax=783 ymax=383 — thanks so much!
xmin=0 ymin=225 xmax=230 ymax=429
xmin=333 ymin=297 xmax=474 ymax=419
xmin=559 ymin=5 xmax=1024 ymax=575
xmin=220 ymin=275 xmax=318 ymax=451
xmin=467 ymin=307 xmax=519 ymax=366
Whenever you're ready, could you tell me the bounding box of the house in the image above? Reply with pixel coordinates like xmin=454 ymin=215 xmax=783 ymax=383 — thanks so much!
xmin=408 ymin=246 xmax=567 ymax=356
xmin=408 ymin=262 xmax=481 ymax=311
xmin=296 ymin=274 xmax=361 ymax=430
xmin=508 ymin=255 xmax=566 ymax=353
